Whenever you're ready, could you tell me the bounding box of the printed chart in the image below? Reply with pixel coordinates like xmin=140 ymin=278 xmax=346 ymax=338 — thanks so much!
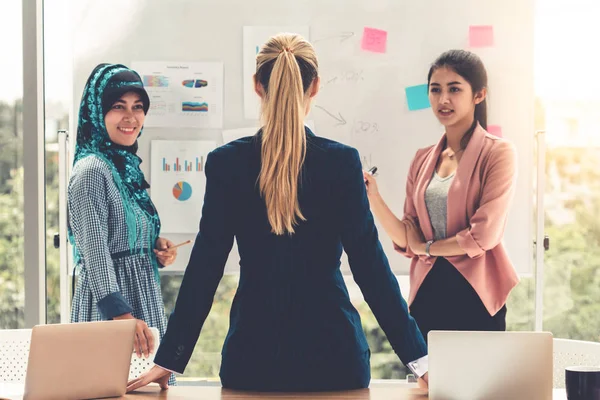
xmin=132 ymin=61 xmax=224 ymax=128
xmin=151 ymin=140 xmax=217 ymax=233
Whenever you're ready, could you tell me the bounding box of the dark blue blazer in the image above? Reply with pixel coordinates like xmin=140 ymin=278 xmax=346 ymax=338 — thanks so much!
xmin=154 ymin=128 xmax=427 ymax=391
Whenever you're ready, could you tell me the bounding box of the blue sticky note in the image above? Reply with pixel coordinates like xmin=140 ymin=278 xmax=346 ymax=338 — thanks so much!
xmin=405 ymin=84 xmax=430 ymax=111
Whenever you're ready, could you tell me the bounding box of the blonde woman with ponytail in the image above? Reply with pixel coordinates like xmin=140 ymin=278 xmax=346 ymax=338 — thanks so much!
xmin=127 ymin=33 xmax=427 ymax=393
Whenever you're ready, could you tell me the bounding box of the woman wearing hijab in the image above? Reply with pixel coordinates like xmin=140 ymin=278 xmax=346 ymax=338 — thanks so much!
xmin=68 ymin=63 xmax=177 ymax=385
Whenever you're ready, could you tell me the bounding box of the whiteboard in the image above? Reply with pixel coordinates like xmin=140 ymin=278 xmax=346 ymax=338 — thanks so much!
xmin=71 ymin=0 xmax=534 ymax=275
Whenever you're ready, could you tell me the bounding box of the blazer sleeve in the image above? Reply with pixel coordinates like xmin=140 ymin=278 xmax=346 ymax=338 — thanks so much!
xmin=153 ymin=150 xmax=235 ymax=373
xmin=68 ymin=162 xmax=133 ymax=319
xmin=339 ymin=147 xmax=427 ymax=365
xmin=456 ymin=140 xmax=517 ymax=258
xmin=393 ymin=151 xmax=420 ymax=258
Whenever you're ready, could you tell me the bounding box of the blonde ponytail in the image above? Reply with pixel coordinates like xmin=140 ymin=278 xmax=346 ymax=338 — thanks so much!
xmin=255 ymin=33 xmax=318 ymax=235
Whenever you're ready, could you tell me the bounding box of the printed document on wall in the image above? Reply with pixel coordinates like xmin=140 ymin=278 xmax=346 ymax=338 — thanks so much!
xmin=132 ymin=61 xmax=223 ymax=128
xmin=150 ymin=140 xmax=217 ymax=233
xmin=243 ymin=26 xmax=310 ymax=120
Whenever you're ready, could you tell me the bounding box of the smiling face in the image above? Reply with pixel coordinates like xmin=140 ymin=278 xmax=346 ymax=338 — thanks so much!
xmin=104 ymin=91 xmax=146 ymax=146
xmin=428 ymin=66 xmax=486 ymax=130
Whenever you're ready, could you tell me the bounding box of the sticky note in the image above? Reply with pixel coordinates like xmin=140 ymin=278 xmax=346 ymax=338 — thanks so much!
xmin=487 ymin=125 xmax=503 ymax=137
xmin=469 ymin=25 xmax=494 ymax=48
xmin=405 ymin=84 xmax=430 ymax=111
xmin=361 ymin=27 xmax=388 ymax=53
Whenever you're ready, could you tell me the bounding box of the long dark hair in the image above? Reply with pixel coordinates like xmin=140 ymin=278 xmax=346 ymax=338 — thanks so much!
xmin=427 ymin=50 xmax=488 ymax=150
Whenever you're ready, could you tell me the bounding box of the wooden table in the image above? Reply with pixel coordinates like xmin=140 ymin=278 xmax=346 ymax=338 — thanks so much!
xmin=123 ymin=385 xmax=427 ymax=399
xmin=1 ymin=382 xmax=568 ymax=399
xmin=122 ymin=386 xmax=568 ymax=399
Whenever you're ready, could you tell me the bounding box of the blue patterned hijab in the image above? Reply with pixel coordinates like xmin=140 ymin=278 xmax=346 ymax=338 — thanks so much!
xmin=70 ymin=63 xmax=161 ymax=283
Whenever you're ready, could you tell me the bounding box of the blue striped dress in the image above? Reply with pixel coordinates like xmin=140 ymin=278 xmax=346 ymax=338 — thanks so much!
xmin=68 ymin=155 xmax=175 ymax=385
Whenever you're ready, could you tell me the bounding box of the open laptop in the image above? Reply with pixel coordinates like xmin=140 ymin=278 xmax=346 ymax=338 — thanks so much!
xmin=23 ymin=320 xmax=136 ymax=400
xmin=428 ymin=331 xmax=553 ymax=400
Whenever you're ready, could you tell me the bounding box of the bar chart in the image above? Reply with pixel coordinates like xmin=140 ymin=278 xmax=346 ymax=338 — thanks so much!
xmin=161 ymin=156 xmax=205 ymax=172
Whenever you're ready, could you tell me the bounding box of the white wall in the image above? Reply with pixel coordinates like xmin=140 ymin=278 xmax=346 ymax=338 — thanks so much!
xmin=71 ymin=0 xmax=534 ymax=274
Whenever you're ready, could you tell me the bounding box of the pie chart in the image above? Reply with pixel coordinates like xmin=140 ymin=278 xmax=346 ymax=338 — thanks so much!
xmin=172 ymin=181 xmax=192 ymax=201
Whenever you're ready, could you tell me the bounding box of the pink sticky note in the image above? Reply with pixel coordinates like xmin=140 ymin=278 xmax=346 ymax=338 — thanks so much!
xmin=488 ymin=125 xmax=503 ymax=137
xmin=469 ymin=25 xmax=494 ymax=48
xmin=361 ymin=27 xmax=388 ymax=53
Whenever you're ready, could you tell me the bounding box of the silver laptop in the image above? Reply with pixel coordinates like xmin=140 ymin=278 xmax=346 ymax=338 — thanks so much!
xmin=428 ymin=331 xmax=553 ymax=400
xmin=23 ymin=320 xmax=136 ymax=400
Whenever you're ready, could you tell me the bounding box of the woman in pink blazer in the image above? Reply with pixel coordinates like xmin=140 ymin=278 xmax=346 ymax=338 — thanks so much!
xmin=364 ymin=50 xmax=519 ymax=340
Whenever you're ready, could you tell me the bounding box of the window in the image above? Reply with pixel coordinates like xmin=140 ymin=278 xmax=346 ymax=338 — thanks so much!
xmin=536 ymin=0 xmax=600 ymax=340
xmin=0 ymin=0 xmax=25 ymax=328
xmin=44 ymin=0 xmax=72 ymax=324
xmin=161 ymin=275 xmax=238 ymax=379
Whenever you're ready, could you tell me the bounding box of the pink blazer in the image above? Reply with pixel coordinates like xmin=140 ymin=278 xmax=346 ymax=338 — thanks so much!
xmin=395 ymin=124 xmax=519 ymax=316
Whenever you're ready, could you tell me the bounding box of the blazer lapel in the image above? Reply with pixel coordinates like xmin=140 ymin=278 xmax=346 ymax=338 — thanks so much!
xmin=413 ymin=135 xmax=445 ymax=241
xmin=446 ymin=124 xmax=487 ymax=236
